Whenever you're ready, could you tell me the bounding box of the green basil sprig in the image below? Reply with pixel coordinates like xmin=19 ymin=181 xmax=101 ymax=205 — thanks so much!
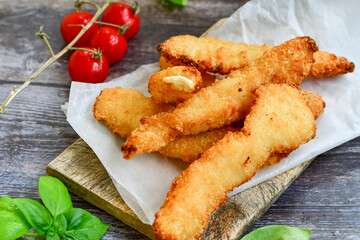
xmin=0 ymin=176 xmax=109 ymax=239
xmin=241 ymin=225 xmax=312 ymax=240
xmin=0 ymin=196 xmax=32 ymax=240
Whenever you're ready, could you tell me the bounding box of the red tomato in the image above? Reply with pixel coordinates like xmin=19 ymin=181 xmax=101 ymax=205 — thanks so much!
xmin=101 ymin=1 xmax=140 ymax=40
xmin=89 ymin=27 xmax=128 ymax=64
xmin=60 ymin=12 xmax=99 ymax=47
xmin=68 ymin=48 xmax=109 ymax=83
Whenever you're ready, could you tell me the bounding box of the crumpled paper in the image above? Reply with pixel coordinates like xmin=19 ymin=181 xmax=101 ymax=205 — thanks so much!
xmin=67 ymin=0 xmax=360 ymax=224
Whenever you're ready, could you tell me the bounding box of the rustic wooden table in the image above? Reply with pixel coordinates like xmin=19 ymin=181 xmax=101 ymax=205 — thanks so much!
xmin=0 ymin=0 xmax=359 ymax=239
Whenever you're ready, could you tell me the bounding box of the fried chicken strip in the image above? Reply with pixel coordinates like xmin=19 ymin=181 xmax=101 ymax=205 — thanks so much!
xmin=93 ymin=87 xmax=173 ymax=138
xmin=153 ymin=84 xmax=317 ymax=240
xmin=309 ymin=51 xmax=355 ymax=78
xmin=122 ymin=36 xmax=318 ymax=159
xmin=158 ymin=35 xmax=271 ymax=75
xmin=158 ymin=35 xmax=354 ymax=76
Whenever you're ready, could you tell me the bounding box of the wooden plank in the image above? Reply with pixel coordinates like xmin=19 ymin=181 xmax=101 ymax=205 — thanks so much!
xmin=46 ymin=139 xmax=155 ymax=239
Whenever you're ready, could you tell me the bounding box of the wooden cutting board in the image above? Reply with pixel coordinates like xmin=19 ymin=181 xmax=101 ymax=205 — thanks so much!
xmin=46 ymin=19 xmax=315 ymax=240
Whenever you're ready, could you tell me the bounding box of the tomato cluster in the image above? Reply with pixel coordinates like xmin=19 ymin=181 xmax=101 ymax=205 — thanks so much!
xmin=61 ymin=1 xmax=140 ymax=83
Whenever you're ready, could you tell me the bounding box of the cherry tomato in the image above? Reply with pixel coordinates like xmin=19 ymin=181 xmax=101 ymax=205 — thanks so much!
xmin=68 ymin=48 xmax=109 ymax=83
xmin=89 ymin=27 xmax=128 ymax=64
xmin=60 ymin=12 xmax=99 ymax=47
xmin=101 ymin=1 xmax=140 ymax=40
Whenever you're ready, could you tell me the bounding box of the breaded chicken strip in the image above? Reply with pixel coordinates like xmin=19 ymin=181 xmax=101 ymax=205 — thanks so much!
xmin=153 ymin=84 xmax=317 ymax=240
xmin=159 ymin=126 xmax=237 ymax=162
xmin=93 ymin=87 xmax=324 ymax=163
xmin=158 ymin=35 xmax=270 ymax=75
xmin=148 ymin=66 xmax=202 ymax=104
xmin=309 ymin=51 xmax=355 ymax=78
xmin=122 ymin=37 xmax=318 ymax=159
xmin=93 ymin=87 xmax=173 ymax=138
xmin=158 ymin=35 xmax=354 ymax=77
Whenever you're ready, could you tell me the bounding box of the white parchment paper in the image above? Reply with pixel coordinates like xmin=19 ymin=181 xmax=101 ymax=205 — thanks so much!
xmin=67 ymin=0 xmax=360 ymax=224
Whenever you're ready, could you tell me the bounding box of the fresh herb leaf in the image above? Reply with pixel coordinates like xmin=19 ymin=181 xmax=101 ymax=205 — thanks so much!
xmin=241 ymin=225 xmax=311 ymax=240
xmin=0 ymin=196 xmax=32 ymax=240
xmin=54 ymin=214 xmax=67 ymax=236
xmin=38 ymin=176 xmax=73 ymax=218
xmin=46 ymin=227 xmax=60 ymax=240
xmin=63 ymin=208 xmax=109 ymax=240
xmin=13 ymin=198 xmax=53 ymax=236
xmin=167 ymin=0 xmax=188 ymax=6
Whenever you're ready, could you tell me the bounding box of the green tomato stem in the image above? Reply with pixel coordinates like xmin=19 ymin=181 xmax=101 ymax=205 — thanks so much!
xmin=75 ymin=0 xmax=101 ymax=11
xmin=0 ymin=0 xmax=112 ymax=113
xmin=69 ymin=47 xmax=103 ymax=62
xmin=67 ymin=24 xmax=85 ymax=28
xmin=95 ymin=21 xmax=131 ymax=35
xmin=109 ymin=1 xmax=140 ymax=15
xmin=36 ymin=26 xmax=55 ymax=57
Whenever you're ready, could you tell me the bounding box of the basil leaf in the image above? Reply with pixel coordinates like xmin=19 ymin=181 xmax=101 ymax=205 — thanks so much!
xmin=241 ymin=225 xmax=311 ymax=240
xmin=63 ymin=208 xmax=109 ymax=240
xmin=54 ymin=214 xmax=67 ymax=236
xmin=167 ymin=0 xmax=188 ymax=6
xmin=13 ymin=198 xmax=53 ymax=236
xmin=0 ymin=196 xmax=32 ymax=240
xmin=38 ymin=176 xmax=73 ymax=218
xmin=46 ymin=227 xmax=60 ymax=240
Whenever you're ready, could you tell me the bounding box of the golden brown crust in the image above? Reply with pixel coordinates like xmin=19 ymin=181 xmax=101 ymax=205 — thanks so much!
xmin=309 ymin=51 xmax=355 ymax=78
xmin=93 ymin=87 xmax=173 ymax=138
xmin=122 ymin=37 xmax=318 ymax=159
xmin=148 ymin=66 xmax=202 ymax=104
xmin=153 ymin=84 xmax=317 ymax=240
xmin=158 ymin=35 xmax=354 ymax=78
xmin=157 ymin=35 xmax=271 ymax=74
xmin=301 ymin=89 xmax=326 ymax=119
xmin=159 ymin=126 xmax=238 ymax=162
xmin=158 ymin=56 xmax=216 ymax=103
xmin=159 ymin=55 xmax=177 ymax=70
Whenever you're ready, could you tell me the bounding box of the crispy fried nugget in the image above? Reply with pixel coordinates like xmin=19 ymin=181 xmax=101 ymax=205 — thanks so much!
xmin=159 ymin=56 xmax=216 ymax=98
xmin=93 ymin=87 xmax=173 ymax=138
xmin=153 ymin=84 xmax=317 ymax=240
xmin=122 ymin=37 xmax=318 ymax=159
xmin=158 ymin=35 xmax=354 ymax=77
xmin=148 ymin=66 xmax=202 ymax=104
xmin=309 ymin=51 xmax=355 ymax=78
xmin=158 ymin=35 xmax=270 ymax=75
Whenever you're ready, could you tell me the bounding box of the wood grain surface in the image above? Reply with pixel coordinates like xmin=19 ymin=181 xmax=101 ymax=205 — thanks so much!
xmin=1 ymin=1 xmax=360 ymax=239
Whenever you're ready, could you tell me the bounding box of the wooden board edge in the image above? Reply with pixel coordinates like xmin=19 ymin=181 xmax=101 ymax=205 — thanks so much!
xmin=202 ymin=159 xmax=314 ymax=239
xmin=46 ymin=140 xmax=155 ymax=240
xmin=201 ymin=18 xmax=228 ymax=37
